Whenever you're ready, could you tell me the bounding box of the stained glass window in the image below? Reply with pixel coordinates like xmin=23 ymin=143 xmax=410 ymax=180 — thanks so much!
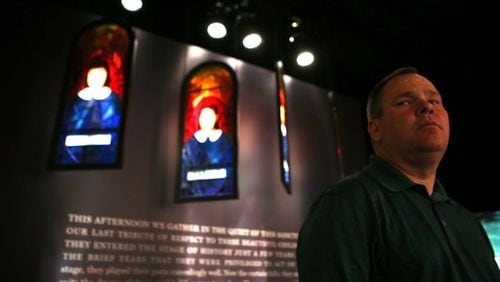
xmin=276 ymin=62 xmax=291 ymax=193
xmin=51 ymin=21 xmax=133 ymax=168
xmin=177 ymin=62 xmax=238 ymax=202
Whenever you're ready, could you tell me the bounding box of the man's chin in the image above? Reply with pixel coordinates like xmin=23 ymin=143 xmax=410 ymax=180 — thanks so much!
xmin=415 ymin=143 xmax=448 ymax=154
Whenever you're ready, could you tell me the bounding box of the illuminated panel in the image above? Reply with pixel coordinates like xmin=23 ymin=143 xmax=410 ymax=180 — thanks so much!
xmin=177 ymin=62 xmax=238 ymax=201
xmin=478 ymin=211 xmax=500 ymax=267
xmin=51 ymin=21 xmax=133 ymax=168
xmin=276 ymin=62 xmax=291 ymax=193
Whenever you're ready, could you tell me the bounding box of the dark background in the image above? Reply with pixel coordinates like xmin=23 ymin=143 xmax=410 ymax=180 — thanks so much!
xmin=5 ymin=4 xmax=341 ymax=281
xmin=7 ymin=0 xmax=499 ymax=212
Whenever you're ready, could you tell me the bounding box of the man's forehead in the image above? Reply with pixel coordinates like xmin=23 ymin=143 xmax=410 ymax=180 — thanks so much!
xmin=386 ymin=73 xmax=421 ymax=86
xmin=383 ymin=73 xmax=437 ymax=95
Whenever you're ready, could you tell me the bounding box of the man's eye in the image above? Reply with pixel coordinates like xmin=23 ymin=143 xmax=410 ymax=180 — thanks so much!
xmin=430 ymin=100 xmax=440 ymax=105
xmin=396 ymin=100 xmax=410 ymax=106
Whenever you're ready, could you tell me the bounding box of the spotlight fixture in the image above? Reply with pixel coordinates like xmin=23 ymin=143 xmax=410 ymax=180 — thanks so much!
xmin=285 ymin=17 xmax=317 ymax=68
xmin=296 ymin=50 xmax=314 ymax=67
xmin=207 ymin=22 xmax=227 ymax=39
xmin=205 ymin=1 xmax=234 ymax=39
xmin=236 ymin=11 xmax=266 ymax=51
xmin=289 ymin=34 xmax=316 ymax=67
xmin=290 ymin=17 xmax=301 ymax=29
xmin=242 ymin=33 xmax=262 ymax=49
xmin=121 ymin=0 xmax=142 ymax=12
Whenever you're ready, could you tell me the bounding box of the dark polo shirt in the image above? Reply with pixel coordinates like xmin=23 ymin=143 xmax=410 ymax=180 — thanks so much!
xmin=297 ymin=155 xmax=499 ymax=281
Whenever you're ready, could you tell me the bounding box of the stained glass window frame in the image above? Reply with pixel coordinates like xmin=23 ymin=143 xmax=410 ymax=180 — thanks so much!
xmin=49 ymin=19 xmax=134 ymax=169
xmin=275 ymin=63 xmax=292 ymax=193
xmin=175 ymin=61 xmax=239 ymax=202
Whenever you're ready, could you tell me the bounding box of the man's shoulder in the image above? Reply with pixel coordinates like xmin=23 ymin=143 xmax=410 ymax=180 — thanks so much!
xmin=310 ymin=170 xmax=381 ymax=210
xmin=302 ymin=170 xmax=380 ymax=224
xmin=329 ymin=170 xmax=379 ymax=196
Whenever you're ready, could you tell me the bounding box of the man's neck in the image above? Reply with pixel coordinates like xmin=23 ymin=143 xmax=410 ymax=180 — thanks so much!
xmin=377 ymin=151 xmax=441 ymax=195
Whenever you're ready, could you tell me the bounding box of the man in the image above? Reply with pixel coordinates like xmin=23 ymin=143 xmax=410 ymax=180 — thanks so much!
xmin=296 ymin=67 xmax=500 ymax=281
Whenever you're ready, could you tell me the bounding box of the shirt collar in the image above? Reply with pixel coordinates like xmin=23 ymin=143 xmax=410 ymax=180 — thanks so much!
xmin=364 ymin=155 xmax=452 ymax=203
xmin=431 ymin=180 xmax=451 ymax=203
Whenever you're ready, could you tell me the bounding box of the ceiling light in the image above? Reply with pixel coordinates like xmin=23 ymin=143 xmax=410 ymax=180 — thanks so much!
xmin=207 ymin=22 xmax=227 ymax=39
xmin=121 ymin=0 xmax=142 ymax=12
xmin=242 ymin=33 xmax=262 ymax=49
xmin=296 ymin=51 xmax=315 ymax=67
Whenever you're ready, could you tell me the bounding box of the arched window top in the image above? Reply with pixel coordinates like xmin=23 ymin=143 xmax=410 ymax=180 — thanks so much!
xmin=182 ymin=63 xmax=237 ymax=144
xmin=51 ymin=20 xmax=134 ymax=168
xmin=71 ymin=21 xmax=133 ymax=101
xmin=177 ymin=61 xmax=238 ymax=201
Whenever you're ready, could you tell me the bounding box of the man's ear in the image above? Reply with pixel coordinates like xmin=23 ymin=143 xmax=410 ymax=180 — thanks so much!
xmin=368 ymin=119 xmax=381 ymax=142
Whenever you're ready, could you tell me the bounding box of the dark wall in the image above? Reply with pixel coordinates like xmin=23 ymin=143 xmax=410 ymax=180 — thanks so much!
xmin=5 ymin=3 xmax=367 ymax=281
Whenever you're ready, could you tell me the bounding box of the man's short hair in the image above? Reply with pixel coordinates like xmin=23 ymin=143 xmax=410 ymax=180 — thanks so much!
xmin=366 ymin=66 xmax=418 ymax=120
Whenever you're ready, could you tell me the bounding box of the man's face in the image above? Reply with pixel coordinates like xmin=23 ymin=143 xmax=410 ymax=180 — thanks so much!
xmin=369 ymin=73 xmax=450 ymax=157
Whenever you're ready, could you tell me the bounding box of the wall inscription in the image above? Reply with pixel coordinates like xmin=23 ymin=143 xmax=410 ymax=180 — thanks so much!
xmin=58 ymin=213 xmax=299 ymax=282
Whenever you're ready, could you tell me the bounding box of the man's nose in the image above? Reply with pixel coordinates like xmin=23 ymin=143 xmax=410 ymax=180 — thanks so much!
xmin=418 ymin=102 xmax=434 ymax=115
